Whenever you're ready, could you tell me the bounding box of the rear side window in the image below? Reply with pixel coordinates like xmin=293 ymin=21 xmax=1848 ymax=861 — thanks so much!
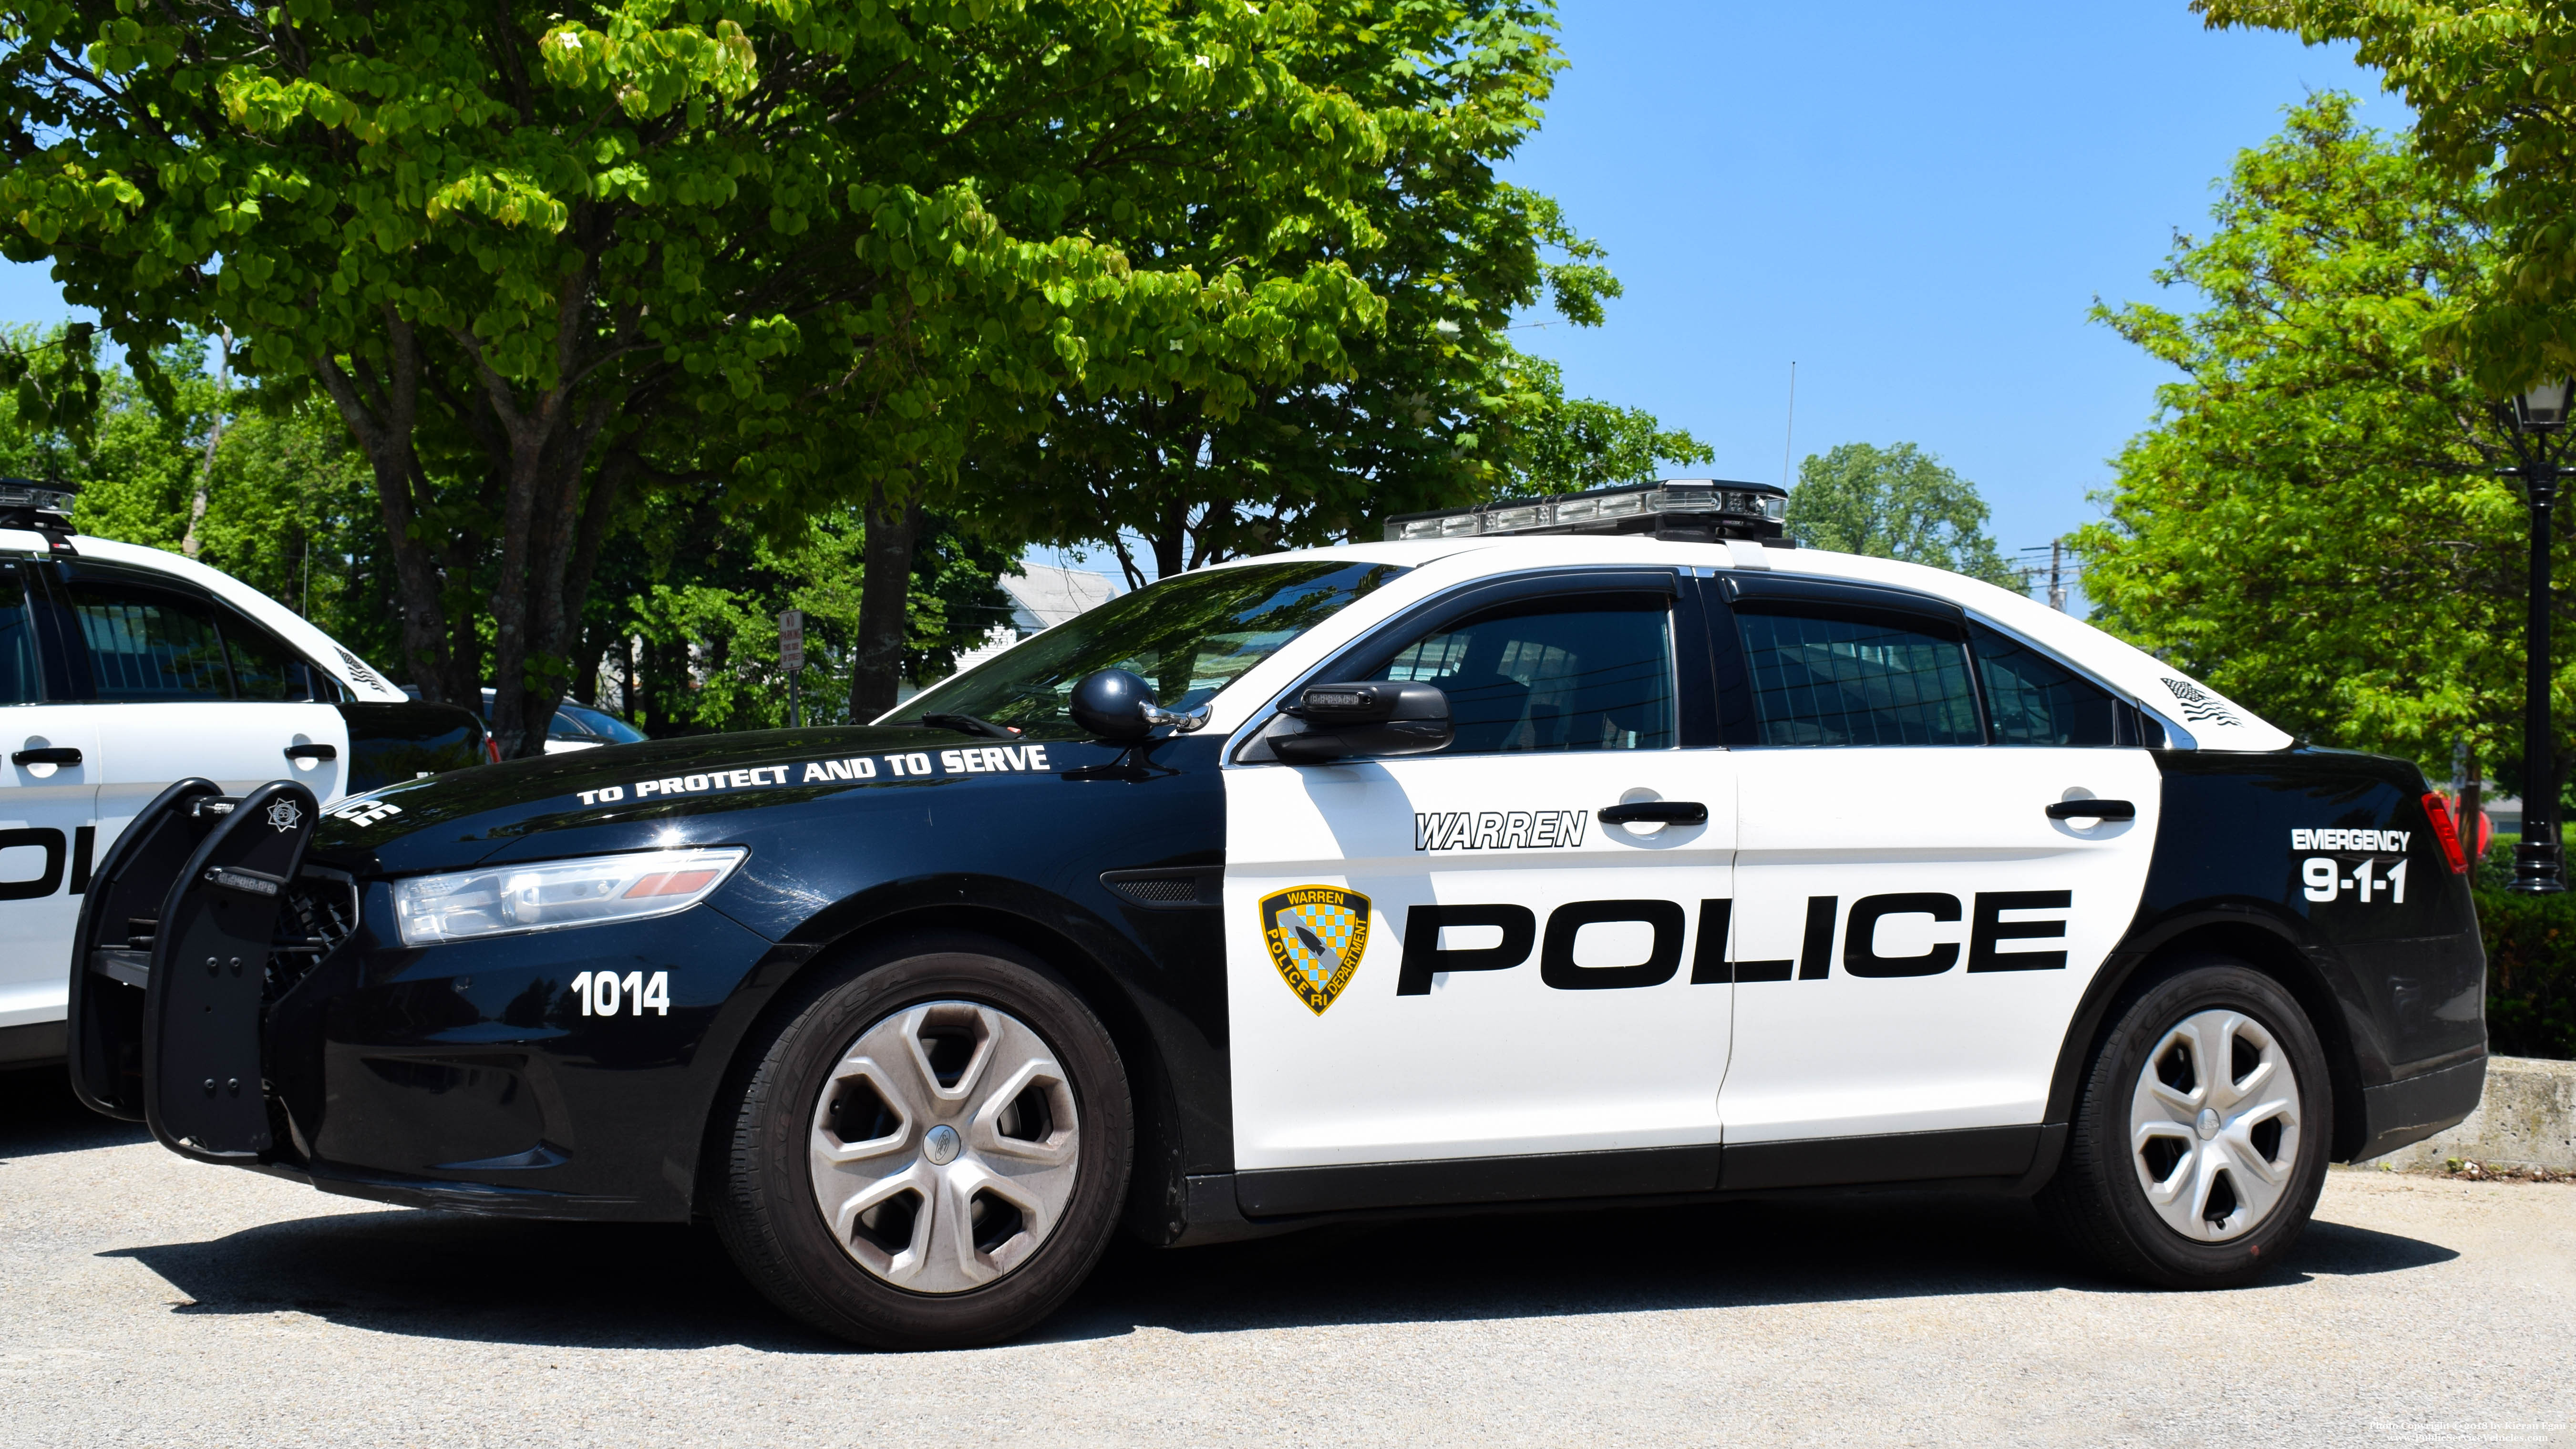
xmin=1737 ymin=608 xmax=1979 ymax=746
xmin=1971 ymin=621 xmax=2121 ymax=746
xmin=0 ymin=569 xmax=39 ymax=704
xmin=225 ymin=618 xmax=336 ymax=702
xmin=1372 ymin=594 xmax=1674 ymax=754
xmin=70 ymin=584 xmax=232 ymax=700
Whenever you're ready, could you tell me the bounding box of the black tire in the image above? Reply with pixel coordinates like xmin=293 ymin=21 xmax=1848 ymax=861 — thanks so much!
xmin=711 ymin=931 xmax=1133 ymax=1349
xmin=2038 ymin=958 xmax=2331 ymax=1289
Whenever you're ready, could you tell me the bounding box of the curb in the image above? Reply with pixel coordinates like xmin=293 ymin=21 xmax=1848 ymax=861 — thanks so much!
xmin=2360 ymin=1054 xmax=2576 ymax=1173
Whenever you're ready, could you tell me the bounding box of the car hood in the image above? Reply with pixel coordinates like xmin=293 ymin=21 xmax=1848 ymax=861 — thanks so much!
xmin=309 ymin=724 xmax=1092 ymax=876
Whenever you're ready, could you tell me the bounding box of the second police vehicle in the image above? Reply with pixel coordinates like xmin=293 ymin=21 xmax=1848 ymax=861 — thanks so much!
xmin=0 ymin=483 xmax=488 ymax=1072
xmin=66 ymin=480 xmax=2488 ymax=1349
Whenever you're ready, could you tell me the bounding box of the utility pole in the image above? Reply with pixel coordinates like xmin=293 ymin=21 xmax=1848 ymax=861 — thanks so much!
xmin=2015 ymin=538 xmax=2072 ymax=612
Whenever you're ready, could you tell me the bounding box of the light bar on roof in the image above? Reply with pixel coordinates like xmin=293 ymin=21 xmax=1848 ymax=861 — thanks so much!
xmin=1386 ymin=479 xmax=1790 ymax=544
xmin=0 ymin=481 xmax=78 ymax=515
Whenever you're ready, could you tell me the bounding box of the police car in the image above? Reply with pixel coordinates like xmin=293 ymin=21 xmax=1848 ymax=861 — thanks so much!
xmin=0 ymin=482 xmax=488 ymax=1072
xmin=65 ymin=479 xmax=2486 ymax=1350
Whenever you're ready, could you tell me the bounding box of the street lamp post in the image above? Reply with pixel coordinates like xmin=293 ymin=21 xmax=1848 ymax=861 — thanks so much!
xmin=2495 ymin=379 xmax=2576 ymax=894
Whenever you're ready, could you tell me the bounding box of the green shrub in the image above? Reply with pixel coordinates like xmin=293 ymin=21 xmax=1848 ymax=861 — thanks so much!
xmin=2471 ymin=887 xmax=2576 ymax=1060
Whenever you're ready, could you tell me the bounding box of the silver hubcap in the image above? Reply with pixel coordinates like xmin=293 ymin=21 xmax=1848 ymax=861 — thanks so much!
xmin=2129 ymin=1008 xmax=2302 ymax=1242
xmin=808 ymin=1000 xmax=1080 ymax=1294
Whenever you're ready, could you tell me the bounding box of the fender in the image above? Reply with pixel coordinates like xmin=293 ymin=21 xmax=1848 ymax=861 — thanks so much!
xmin=708 ymin=867 xmax=1224 ymax=1235
xmin=2032 ymin=749 xmax=2482 ymax=1176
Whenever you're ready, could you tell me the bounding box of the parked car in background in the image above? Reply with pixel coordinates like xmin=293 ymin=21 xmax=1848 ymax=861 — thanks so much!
xmin=489 ymin=690 xmax=649 ymax=753
xmin=0 ymin=482 xmax=488 ymax=1069
xmin=400 ymin=688 xmax=652 ymax=754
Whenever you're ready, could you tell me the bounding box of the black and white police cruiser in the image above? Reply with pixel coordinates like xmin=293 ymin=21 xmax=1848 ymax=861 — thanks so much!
xmin=0 ymin=482 xmax=486 ymax=1073
xmin=66 ymin=479 xmax=2487 ymax=1349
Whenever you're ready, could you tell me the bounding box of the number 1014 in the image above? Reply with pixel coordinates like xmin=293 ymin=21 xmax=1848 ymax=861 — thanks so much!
xmin=572 ymin=970 xmax=671 ymax=1017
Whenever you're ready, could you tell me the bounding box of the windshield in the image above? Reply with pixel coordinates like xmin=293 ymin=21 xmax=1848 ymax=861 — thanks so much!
xmin=895 ymin=559 xmax=1409 ymax=738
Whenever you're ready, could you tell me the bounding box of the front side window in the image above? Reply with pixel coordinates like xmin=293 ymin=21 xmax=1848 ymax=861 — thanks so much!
xmin=1370 ymin=594 xmax=1674 ymax=754
xmin=1971 ymin=620 xmax=2121 ymax=746
xmin=69 ymin=583 xmax=232 ymax=701
xmin=897 ymin=560 xmax=1409 ymax=738
xmin=1738 ymin=608 xmax=1979 ymax=747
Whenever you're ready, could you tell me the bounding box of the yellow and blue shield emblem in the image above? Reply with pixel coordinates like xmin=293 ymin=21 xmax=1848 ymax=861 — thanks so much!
xmin=1261 ymin=884 xmax=1370 ymax=1015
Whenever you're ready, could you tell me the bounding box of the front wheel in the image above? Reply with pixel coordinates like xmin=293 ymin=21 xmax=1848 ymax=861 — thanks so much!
xmin=2039 ymin=960 xmax=2330 ymax=1288
xmin=711 ymin=935 xmax=1132 ymax=1348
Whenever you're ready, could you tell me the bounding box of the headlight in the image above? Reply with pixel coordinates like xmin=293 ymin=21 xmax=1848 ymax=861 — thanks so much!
xmin=392 ymin=846 xmax=748 ymax=946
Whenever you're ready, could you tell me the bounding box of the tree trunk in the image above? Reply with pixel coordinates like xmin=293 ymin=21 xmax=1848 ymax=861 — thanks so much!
xmin=850 ymin=488 xmax=923 ymax=721
xmin=311 ymin=312 xmax=462 ymax=701
xmin=184 ymin=330 xmax=228 ymax=560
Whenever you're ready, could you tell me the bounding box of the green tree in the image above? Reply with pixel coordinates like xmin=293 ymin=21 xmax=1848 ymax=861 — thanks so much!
xmin=2197 ymin=0 xmax=2576 ymax=393
xmin=0 ymin=0 xmax=1396 ymax=754
xmin=587 ymin=496 xmax=1010 ymax=735
xmin=0 ymin=329 xmax=409 ymax=669
xmin=1784 ymin=441 xmax=2019 ymax=587
xmin=1505 ymin=354 xmax=1715 ymax=497
xmin=2075 ymin=94 xmax=2534 ymax=772
xmin=971 ymin=2 xmax=1708 ymax=586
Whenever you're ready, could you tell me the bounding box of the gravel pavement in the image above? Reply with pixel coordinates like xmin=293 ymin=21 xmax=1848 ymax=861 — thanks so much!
xmin=4 ymin=1064 xmax=2571 ymax=1449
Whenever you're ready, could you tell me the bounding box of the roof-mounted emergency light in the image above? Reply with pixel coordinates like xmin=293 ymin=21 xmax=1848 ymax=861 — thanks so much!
xmin=1383 ymin=479 xmax=1790 ymax=545
xmin=0 ymin=478 xmax=80 ymax=553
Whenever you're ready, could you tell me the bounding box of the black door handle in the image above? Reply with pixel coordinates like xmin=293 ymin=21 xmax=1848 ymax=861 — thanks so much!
xmin=1599 ymin=800 xmax=1709 ymax=825
xmin=283 ymin=743 xmax=338 ymax=762
xmin=12 ymin=747 xmax=81 ymax=766
xmin=2047 ymin=799 xmax=2135 ymax=821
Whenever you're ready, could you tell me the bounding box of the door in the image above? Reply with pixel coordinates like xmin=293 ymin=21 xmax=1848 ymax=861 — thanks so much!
xmin=1226 ymin=574 xmax=1738 ymax=1173
xmin=56 ymin=568 xmax=350 ymax=858
xmin=0 ymin=563 xmax=101 ymax=1038
xmin=1716 ymin=586 xmax=2161 ymax=1147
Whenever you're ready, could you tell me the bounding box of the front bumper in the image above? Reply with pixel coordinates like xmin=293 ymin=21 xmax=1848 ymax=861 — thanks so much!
xmin=70 ymin=778 xmax=785 ymax=1221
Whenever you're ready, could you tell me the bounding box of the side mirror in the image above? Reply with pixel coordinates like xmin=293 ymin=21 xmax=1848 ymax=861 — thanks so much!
xmin=1068 ymin=668 xmax=1210 ymax=743
xmin=1272 ymin=681 xmax=1452 ymax=764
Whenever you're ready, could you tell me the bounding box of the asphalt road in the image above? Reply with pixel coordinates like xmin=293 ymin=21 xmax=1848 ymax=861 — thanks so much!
xmin=3 ymin=1065 xmax=2570 ymax=1449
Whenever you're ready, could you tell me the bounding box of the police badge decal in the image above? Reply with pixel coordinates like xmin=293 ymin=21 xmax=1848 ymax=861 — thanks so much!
xmin=1260 ymin=884 xmax=1370 ymax=1015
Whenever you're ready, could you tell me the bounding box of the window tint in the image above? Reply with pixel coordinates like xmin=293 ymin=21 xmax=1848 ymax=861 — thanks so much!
xmin=225 ymin=618 xmax=329 ymax=701
xmin=1738 ymin=609 xmax=1979 ymax=746
xmin=70 ymin=584 xmax=232 ymax=701
xmin=0 ymin=570 xmax=38 ymax=704
xmin=1371 ymin=594 xmax=1674 ymax=754
xmin=1971 ymin=620 xmax=2121 ymax=746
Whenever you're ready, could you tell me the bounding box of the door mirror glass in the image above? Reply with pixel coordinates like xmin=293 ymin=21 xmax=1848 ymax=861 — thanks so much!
xmin=1274 ymin=681 xmax=1453 ymax=763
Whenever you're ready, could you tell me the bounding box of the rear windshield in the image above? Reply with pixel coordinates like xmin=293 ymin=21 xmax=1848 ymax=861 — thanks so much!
xmin=894 ymin=560 xmax=1408 ymax=738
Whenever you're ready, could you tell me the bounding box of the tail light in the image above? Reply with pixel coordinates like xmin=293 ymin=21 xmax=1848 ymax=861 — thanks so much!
xmin=2421 ymin=792 xmax=2470 ymax=874
xmin=485 ymin=732 xmax=503 ymax=764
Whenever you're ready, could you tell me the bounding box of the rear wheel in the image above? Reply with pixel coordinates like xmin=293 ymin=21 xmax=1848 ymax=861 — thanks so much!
xmin=2040 ymin=960 xmax=2329 ymax=1288
xmin=712 ymin=935 xmax=1132 ymax=1348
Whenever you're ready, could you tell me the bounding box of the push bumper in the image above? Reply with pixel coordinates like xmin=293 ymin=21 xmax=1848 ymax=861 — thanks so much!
xmin=70 ymin=775 xmax=782 ymax=1220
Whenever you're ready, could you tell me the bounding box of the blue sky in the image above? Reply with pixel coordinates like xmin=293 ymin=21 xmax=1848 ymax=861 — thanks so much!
xmin=0 ymin=4 xmax=2380 ymax=600
xmin=1499 ymin=2 xmax=2373 ymax=593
